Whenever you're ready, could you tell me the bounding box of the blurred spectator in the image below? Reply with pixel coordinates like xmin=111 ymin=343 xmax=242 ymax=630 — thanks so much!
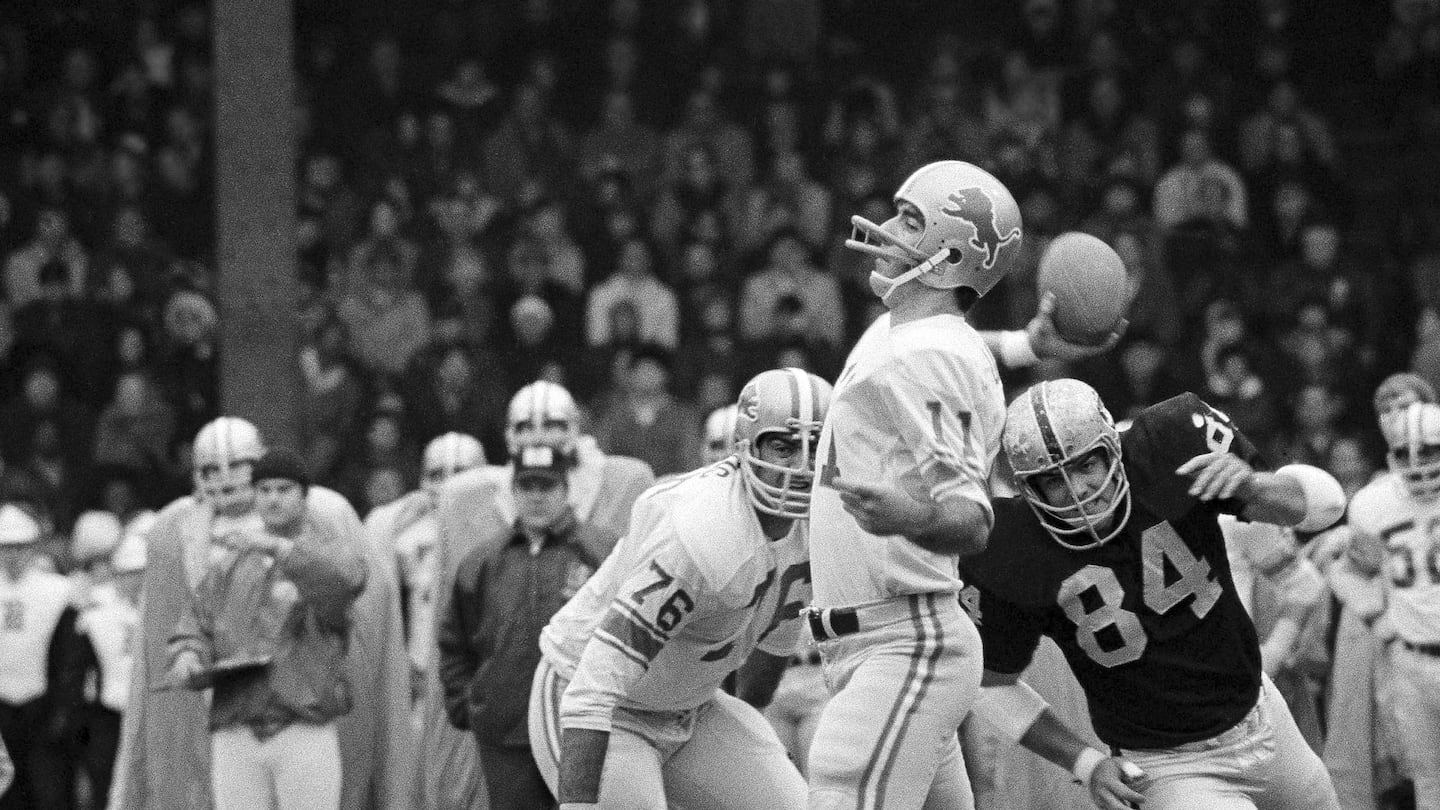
xmin=91 ymin=371 xmax=175 ymax=480
xmin=592 ymin=346 xmax=702 ymax=476
xmin=0 ymin=360 xmax=93 ymax=472
xmin=661 ymin=88 xmax=754 ymax=192
xmin=674 ymin=286 xmax=746 ymax=403
xmin=983 ymin=49 xmax=1063 ymax=155
xmin=579 ymin=90 xmax=659 ymax=197
xmin=335 ymin=243 xmax=431 ymax=382
xmin=1204 ymin=344 xmax=1281 ymax=443
xmin=336 ymin=409 xmax=420 ymax=511
xmin=4 ymin=208 xmax=87 ymax=309
xmin=343 ymin=200 xmax=419 ymax=295
xmin=297 ymin=316 xmax=367 ymax=484
xmin=585 ymin=237 xmax=679 ymax=350
xmin=1060 ymin=74 xmax=1162 ymax=193
xmin=1152 ymin=128 xmax=1249 ymax=231
xmin=406 ymin=345 xmax=507 ymax=464
xmin=1087 ymin=335 xmax=1187 ymax=422
xmin=738 ymin=229 xmax=844 ymax=351
xmin=652 ymin=143 xmax=740 ymax=253
xmin=503 ymin=295 xmax=572 ymax=394
xmin=1163 ymin=173 xmax=1250 ymax=323
xmin=1411 ymin=306 xmax=1440 ymax=395
xmin=1238 ymin=80 xmax=1338 ymax=177
xmin=12 ymin=257 xmax=115 ymax=406
xmin=153 ymin=288 xmax=219 ymax=439
xmin=520 ymin=199 xmax=587 ymax=296
xmin=1270 ymin=382 xmax=1350 ymax=467
xmin=1261 ymin=221 xmax=1391 ymax=365
xmin=483 ymin=82 xmax=574 ymax=204
xmin=435 ymin=58 xmax=503 ymax=145
xmin=1376 ymin=0 xmax=1440 ymax=104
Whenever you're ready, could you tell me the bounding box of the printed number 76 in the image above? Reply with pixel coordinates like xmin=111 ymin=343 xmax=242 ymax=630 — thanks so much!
xmin=927 ymin=401 xmax=971 ymax=443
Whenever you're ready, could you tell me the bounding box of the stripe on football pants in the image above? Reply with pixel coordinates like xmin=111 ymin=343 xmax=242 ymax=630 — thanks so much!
xmin=541 ymin=661 xmax=563 ymax=765
xmin=855 ymin=594 xmax=941 ymax=810
xmin=872 ymin=593 xmax=945 ymax=808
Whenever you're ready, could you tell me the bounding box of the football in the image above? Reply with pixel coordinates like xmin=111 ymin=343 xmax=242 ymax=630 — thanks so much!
xmin=1036 ymin=232 xmax=1130 ymax=345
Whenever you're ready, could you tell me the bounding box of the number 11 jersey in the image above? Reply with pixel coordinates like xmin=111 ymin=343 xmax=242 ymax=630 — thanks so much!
xmin=959 ymin=394 xmax=1265 ymax=750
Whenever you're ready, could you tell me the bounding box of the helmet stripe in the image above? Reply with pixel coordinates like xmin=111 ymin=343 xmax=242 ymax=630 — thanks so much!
xmin=786 ymin=367 xmax=809 ymax=425
xmin=1031 ymin=387 xmax=1065 ymax=464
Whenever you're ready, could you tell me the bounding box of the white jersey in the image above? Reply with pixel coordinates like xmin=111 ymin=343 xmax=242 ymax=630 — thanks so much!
xmin=1350 ymin=472 xmax=1440 ymax=644
xmin=810 ymin=312 xmax=1004 ymax=606
xmin=542 ymin=458 xmax=811 ymax=732
xmin=1218 ymin=514 xmax=1296 ymax=617
xmin=77 ymin=582 xmax=140 ymax=712
xmin=0 ymin=568 xmax=74 ymax=705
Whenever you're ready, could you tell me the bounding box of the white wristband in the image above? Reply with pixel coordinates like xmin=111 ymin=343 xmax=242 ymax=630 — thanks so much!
xmin=1071 ymin=748 xmax=1106 ymax=787
xmin=998 ymin=330 xmax=1040 ymax=369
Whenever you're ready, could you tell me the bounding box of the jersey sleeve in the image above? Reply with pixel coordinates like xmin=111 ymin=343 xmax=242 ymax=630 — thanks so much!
xmin=559 ymin=528 xmax=705 ymax=734
xmin=873 ymin=345 xmax=994 ymax=514
xmin=1127 ymin=393 xmax=1267 ymax=521
xmin=969 ymin=584 xmax=1047 ymax=676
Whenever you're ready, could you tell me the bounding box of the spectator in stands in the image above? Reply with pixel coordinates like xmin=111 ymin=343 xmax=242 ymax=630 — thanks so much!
xmin=1060 ymin=74 xmax=1162 ymax=193
xmin=4 ymin=208 xmax=88 ymax=309
xmin=738 ymin=229 xmax=844 ymax=351
xmin=1263 ymin=221 xmax=1391 ymax=365
xmin=592 ymin=345 xmax=702 ymax=477
xmin=154 ymin=288 xmax=219 ymax=438
xmin=983 ymin=49 xmax=1063 ymax=154
xmin=521 ymin=199 xmax=587 ymax=296
xmin=1205 ymin=344 xmax=1281 ymax=442
xmin=1271 ymin=382 xmax=1350 ymax=468
xmin=435 ymin=58 xmax=503 ymax=146
xmin=336 ymin=407 xmax=419 ymax=518
xmin=406 ymin=344 xmax=506 ymax=463
xmin=297 ymin=315 xmax=366 ymax=483
xmin=662 ymin=88 xmax=753 ymax=191
xmin=12 ymin=258 xmax=114 ymax=406
xmin=579 ymin=90 xmax=659 ymax=198
xmin=1239 ymin=79 xmax=1338 ymax=176
xmin=652 ymin=143 xmax=740 ymax=252
xmin=483 ymin=82 xmax=574 ymax=204
xmin=91 ymin=371 xmax=175 ymax=480
xmin=504 ymin=294 xmax=571 ymax=393
xmin=344 ymin=199 xmax=418 ymax=295
xmin=585 ymin=236 xmax=679 ymax=351
xmin=1153 ymin=128 xmax=1249 ymax=231
xmin=335 ymin=242 xmax=431 ymax=383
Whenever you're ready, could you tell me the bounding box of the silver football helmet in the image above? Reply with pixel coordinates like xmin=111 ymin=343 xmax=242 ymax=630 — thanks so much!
xmin=422 ymin=432 xmax=485 ymax=496
xmin=1384 ymin=401 xmax=1440 ymax=501
xmin=193 ymin=417 xmax=266 ymax=514
xmin=702 ymin=404 xmax=740 ymax=464
xmin=506 ymin=381 xmax=581 ymax=458
xmin=1004 ymin=379 xmax=1131 ymax=550
xmin=736 ymin=368 xmax=832 ymax=519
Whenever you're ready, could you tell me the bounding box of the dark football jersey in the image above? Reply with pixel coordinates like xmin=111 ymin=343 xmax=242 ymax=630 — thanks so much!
xmin=959 ymin=393 xmax=1265 ymax=750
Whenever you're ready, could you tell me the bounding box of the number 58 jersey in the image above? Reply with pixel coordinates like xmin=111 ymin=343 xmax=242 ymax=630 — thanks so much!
xmin=541 ymin=458 xmax=812 ymax=734
xmin=1348 ymin=473 xmax=1440 ymax=645
xmin=958 ymin=394 xmax=1265 ymax=750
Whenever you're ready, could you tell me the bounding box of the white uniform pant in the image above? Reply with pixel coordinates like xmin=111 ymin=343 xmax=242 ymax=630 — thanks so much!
xmin=764 ymin=657 xmax=828 ymax=776
xmin=211 ymin=722 xmax=342 ymax=810
xmin=1116 ymin=675 xmax=1339 ymax=810
xmin=1390 ymin=643 xmax=1440 ymax=810
xmin=806 ymin=593 xmax=981 ymax=810
xmin=528 ymin=659 xmax=806 ymax=809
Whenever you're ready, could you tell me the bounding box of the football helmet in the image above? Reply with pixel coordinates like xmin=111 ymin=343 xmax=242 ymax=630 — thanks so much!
xmin=421 ymin=432 xmax=485 ymax=496
xmin=703 ymin=404 xmax=739 ymax=464
xmin=193 ymin=417 xmax=266 ymax=514
xmin=506 ymin=381 xmax=581 ymax=458
xmin=1004 ymin=379 xmax=1131 ymax=550
xmin=736 ymin=368 xmax=832 ymax=519
xmin=847 ymin=160 xmax=1022 ymax=303
xmin=1384 ymin=401 xmax=1440 ymax=501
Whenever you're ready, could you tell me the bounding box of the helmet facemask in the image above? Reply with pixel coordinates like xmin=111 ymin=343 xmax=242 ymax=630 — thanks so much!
xmin=193 ymin=417 xmax=264 ymax=515
xmin=506 ymin=381 xmax=581 ymax=461
xmin=735 ymin=368 xmax=832 ymax=520
xmin=1015 ymin=441 xmax=1132 ymax=551
xmin=740 ymin=423 xmax=821 ymax=520
xmin=1385 ymin=403 xmax=1440 ymax=501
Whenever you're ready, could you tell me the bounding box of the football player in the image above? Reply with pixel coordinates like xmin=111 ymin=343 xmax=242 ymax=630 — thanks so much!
xmin=110 ymin=417 xmax=414 ymax=810
xmin=364 ymin=431 xmax=492 ymax=810
xmin=702 ymin=403 xmax=739 ymax=465
xmin=1336 ymin=400 xmax=1440 ymax=810
xmin=530 ymin=368 xmax=829 ymax=809
xmin=960 ymin=379 xmax=1345 ymax=810
xmin=805 ymin=160 xmax=1028 ymax=810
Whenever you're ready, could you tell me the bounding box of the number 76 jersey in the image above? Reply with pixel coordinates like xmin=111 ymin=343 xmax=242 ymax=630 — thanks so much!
xmin=958 ymin=394 xmax=1265 ymax=751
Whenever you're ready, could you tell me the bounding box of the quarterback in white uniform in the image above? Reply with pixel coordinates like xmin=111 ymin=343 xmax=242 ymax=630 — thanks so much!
xmin=805 ymin=160 xmax=1020 ymax=810
xmin=529 ymin=368 xmax=830 ymax=810
xmin=1343 ymin=401 xmax=1440 ymax=810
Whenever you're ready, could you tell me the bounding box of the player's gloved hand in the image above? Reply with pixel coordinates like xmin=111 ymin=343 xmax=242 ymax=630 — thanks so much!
xmin=1087 ymin=757 xmax=1148 ymax=810
xmin=1176 ymin=451 xmax=1254 ymax=501
xmin=831 ymin=478 xmax=934 ymax=537
xmin=1026 ymin=291 xmax=1127 ymax=361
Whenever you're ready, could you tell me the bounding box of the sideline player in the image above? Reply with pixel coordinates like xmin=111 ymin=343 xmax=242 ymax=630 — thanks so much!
xmin=1339 ymin=400 xmax=1440 ymax=810
xmin=804 ymin=159 xmax=1025 ymax=810
xmin=702 ymin=403 xmax=739 ymax=465
xmin=110 ymin=417 xmax=413 ymax=810
xmin=363 ymin=432 xmax=488 ymax=809
xmin=960 ymin=379 xmax=1344 ymax=809
xmin=530 ymin=368 xmax=830 ymax=809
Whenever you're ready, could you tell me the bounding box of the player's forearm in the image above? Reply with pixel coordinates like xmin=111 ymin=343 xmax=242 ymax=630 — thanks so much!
xmin=907 ymin=496 xmax=991 ymax=556
xmin=558 ymin=726 xmax=609 ymax=805
xmin=1236 ymin=472 xmax=1307 ymax=527
xmin=735 ymin=649 xmax=789 ymax=710
xmin=1018 ymin=709 xmax=1103 ymax=776
xmin=982 ymin=329 xmax=1040 ymax=369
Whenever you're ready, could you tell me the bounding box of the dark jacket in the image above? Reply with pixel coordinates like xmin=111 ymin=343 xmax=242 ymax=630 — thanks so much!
xmin=437 ymin=509 xmax=611 ymax=748
xmin=169 ymin=524 xmax=367 ymax=738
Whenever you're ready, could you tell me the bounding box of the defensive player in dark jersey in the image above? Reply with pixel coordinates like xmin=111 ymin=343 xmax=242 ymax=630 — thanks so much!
xmin=961 ymin=379 xmax=1346 ymax=810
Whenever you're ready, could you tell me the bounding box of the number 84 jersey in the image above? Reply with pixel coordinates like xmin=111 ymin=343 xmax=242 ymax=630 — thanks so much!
xmin=958 ymin=394 xmax=1264 ymax=751
xmin=541 ymin=458 xmax=811 ymax=732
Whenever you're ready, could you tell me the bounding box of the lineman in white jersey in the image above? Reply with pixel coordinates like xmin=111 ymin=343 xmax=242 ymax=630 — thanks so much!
xmin=1342 ymin=401 xmax=1440 ymax=810
xmin=530 ymin=368 xmax=830 ymax=809
xmin=805 ymin=160 xmax=1021 ymax=810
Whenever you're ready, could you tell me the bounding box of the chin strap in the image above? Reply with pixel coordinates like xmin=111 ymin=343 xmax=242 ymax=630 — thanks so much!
xmin=871 ymin=247 xmax=958 ymax=303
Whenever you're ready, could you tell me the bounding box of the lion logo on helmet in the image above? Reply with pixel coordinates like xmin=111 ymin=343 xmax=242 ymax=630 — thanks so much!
xmin=941 ymin=187 xmax=1022 ymax=270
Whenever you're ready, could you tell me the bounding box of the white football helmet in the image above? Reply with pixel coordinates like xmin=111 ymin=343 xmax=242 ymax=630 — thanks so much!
xmin=193 ymin=416 xmax=266 ymax=514
xmin=422 ymin=432 xmax=485 ymax=496
xmin=847 ymin=160 xmax=1022 ymax=303
xmin=703 ymin=404 xmax=739 ymax=464
xmin=1384 ymin=401 xmax=1440 ymax=501
xmin=736 ymin=368 xmax=832 ymax=519
xmin=506 ymin=381 xmax=581 ymax=458
xmin=1004 ymin=379 xmax=1131 ymax=550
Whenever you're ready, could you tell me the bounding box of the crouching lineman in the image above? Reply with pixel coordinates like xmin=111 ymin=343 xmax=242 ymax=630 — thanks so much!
xmin=1335 ymin=400 xmax=1440 ymax=810
xmin=529 ymin=368 xmax=830 ymax=809
xmin=111 ymin=416 xmax=412 ymax=810
xmin=958 ymin=380 xmax=1345 ymax=810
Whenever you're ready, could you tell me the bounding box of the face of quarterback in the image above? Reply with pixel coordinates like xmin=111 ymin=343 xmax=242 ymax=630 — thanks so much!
xmin=868 ymin=200 xmax=925 ymax=299
xmin=1030 ymin=448 xmax=1120 ymax=532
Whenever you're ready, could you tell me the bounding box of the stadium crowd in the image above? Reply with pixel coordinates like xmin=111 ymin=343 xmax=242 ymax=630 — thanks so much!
xmin=0 ymin=0 xmax=1437 ymax=807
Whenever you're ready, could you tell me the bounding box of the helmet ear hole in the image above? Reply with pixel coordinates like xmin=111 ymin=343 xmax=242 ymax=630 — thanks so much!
xmin=947 ymin=248 xmax=962 ymax=264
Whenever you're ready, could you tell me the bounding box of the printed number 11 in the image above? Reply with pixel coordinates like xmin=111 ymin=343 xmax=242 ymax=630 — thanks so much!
xmin=927 ymin=401 xmax=971 ymax=442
